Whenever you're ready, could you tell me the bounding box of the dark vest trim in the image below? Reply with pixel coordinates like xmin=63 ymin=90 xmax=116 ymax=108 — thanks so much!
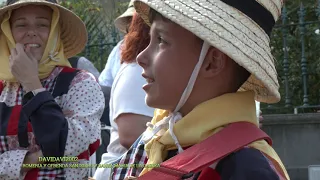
xmin=52 ymin=68 xmax=80 ymax=98
xmin=17 ymin=67 xmax=79 ymax=148
xmin=0 ymin=103 xmax=12 ymax=136
xmin=68 ymin=56 xmax=80 ymax=69
xmin=18 ymin=110 xmax=29 ymax=147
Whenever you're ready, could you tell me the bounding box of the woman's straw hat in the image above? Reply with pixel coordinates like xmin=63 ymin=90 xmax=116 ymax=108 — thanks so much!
xmin=114 ymin=0 xmax=135 ymax=33
xmin=0 ymin=0 xmax=87 ymax=58
xmin=134 ymin=0 xmax=283 ymax=104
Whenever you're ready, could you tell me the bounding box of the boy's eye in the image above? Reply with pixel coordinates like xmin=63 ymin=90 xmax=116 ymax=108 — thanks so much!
xmin=157 ymin=36 xmax=166 ymax=44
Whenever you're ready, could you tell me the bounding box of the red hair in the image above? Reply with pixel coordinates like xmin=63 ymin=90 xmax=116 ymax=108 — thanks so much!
xmin=121 ymin=13 xmax=150 ymax=63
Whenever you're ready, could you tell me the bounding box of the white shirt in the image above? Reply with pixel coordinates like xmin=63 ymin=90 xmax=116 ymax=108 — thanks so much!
xmin=98 ymin=40 xmax=123 ymax=87
xmin=94 ymin=63 xmax=154 ymax=180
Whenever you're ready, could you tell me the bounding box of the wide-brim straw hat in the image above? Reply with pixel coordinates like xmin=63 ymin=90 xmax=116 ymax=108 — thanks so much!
xmin=0 ymin=0 xmax=87 ymax=58
xmin=134 ymin=0 xmax=283 ymax=104
xmin=114 ymin=0 xmax=135 ymax=33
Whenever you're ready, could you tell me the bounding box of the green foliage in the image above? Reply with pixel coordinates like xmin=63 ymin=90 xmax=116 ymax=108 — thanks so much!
xmin=115 ymin=1 xmax=130 ymax=17
xmin=264 ymin=0 xmax=320 ymax=113
xmin=58 ymin=0 xmax=128 ymax=72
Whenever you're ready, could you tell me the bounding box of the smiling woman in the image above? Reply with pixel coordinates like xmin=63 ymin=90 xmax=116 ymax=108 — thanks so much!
xmin=0 ymin=0 xmax=104 ymax=180
xmin=10 ymin=5 xmax=52 ymax=61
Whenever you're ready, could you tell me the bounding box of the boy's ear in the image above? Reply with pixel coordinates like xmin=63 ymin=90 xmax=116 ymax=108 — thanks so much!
xmin=200 ymin=47 xmax=228 ymax=78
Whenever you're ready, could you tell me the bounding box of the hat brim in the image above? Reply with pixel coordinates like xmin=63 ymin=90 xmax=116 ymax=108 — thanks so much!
xmin=0 ymin=0 xmax=87 ymax=58
xmin=134 ymin=0 xmax=280 ymax=104
xmin=114 ymin=7 xmax=135 ymax=33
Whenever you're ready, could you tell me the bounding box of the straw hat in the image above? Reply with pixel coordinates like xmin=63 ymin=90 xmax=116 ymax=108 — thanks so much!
xmin=134 ymin=0 xmax=283 ymax=104
xmin=0 ymin=0 xmax=87 ymax=58
xmin=114 ymin=0 xmax=135 ymax=33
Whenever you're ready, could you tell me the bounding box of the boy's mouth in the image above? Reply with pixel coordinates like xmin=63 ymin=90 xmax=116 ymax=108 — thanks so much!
xmin=146 ymin=78 xmax=154 ymax=83
xmin=142 ymin=73 xmax=155 ymax=83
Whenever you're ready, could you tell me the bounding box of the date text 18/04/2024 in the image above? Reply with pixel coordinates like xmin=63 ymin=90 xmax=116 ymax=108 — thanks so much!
xmin=22 ymin=163 xmax=161 ymax=169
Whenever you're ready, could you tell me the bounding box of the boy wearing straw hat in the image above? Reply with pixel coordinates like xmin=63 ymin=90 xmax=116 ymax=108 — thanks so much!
xmin=107 ymin=0 xmax=291 ymax=179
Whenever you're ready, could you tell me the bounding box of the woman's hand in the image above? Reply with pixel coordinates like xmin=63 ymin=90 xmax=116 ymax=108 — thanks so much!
xmin=9 ymin=43 xmax=42 ymax=92
xmin=21 ymin=150 xmax=43 ymax=173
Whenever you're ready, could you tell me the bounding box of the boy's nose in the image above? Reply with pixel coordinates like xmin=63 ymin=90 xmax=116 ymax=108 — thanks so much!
xmin=136 ymin=47 xmax=149 ymax=69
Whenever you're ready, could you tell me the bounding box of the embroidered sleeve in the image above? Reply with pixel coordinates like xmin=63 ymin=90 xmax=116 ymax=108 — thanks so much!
xmin=0 ymin=150 xmax=28 ymax=180
xmin=62 ymin=71 xmax=104 ymax=157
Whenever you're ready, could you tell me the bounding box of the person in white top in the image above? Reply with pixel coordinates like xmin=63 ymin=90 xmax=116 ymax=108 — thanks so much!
xmin=107 ymin=63 xmax=154 ymax=159
xmin=99 ymin=41 xmax=122 ymax=87
xmin=95 ymin=0 xmax=135 ymax=162
xmin=98 ymin=0 xmax=135 ymax=87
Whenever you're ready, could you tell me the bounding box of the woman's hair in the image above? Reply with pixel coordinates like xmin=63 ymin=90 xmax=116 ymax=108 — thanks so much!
xmin=121 ymin=12 xmax=150 ymax=63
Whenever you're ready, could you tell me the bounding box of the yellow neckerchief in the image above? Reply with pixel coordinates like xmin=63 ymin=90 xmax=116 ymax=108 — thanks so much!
xmin=0 ymin=6 xmax=71 ymax=82
xmin=140 ymin=91 xmax=290 ymax=180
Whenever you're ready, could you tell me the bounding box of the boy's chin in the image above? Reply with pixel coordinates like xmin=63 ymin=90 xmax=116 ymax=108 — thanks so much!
xmin=145 ymin=96 xmax=174 ymax=111
xmin=145 ymin=95 xmax=163 ymax=109
xmin=145 ymin=96 xmax=156 ymax=108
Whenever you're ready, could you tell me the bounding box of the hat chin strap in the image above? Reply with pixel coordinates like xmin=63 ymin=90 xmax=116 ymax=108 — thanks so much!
xmin=174 ymin=41 xmax=211 ymax=112
xmin=144 ymin=41 xmax=210 ymax=153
